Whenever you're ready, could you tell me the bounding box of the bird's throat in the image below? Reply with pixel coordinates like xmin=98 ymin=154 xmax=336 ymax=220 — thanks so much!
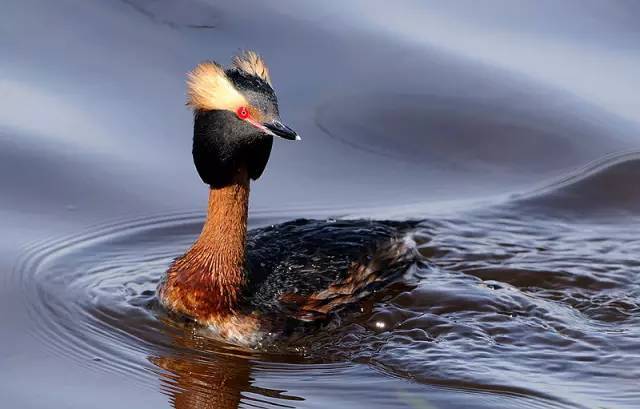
xmin=162 ymin=167 xmax=250 ymax=317
xmin=197 ymin=167 xmax=250 ymax=288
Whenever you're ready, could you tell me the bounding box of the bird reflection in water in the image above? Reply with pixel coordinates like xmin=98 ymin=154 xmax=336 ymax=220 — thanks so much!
xmin=150 ymin=326 xmax=304 ymax=409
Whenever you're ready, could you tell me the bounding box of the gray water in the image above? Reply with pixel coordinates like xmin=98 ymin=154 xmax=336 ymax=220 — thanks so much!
xmin=2 ymin=1 xmax=640 ymax=408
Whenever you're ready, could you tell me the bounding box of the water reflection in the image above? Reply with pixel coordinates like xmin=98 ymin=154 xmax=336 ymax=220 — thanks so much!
xmin=151 ymin=320 xmax=305 ymax=409
xmin=152 ymin=338 xmax=252 ymax=409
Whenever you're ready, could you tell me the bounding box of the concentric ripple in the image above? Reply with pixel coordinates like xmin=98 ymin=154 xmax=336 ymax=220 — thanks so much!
xmin=12 ymin=212 xmax=416 ymax=406
xmin=11 ymin=201 xmax=640 ymax=408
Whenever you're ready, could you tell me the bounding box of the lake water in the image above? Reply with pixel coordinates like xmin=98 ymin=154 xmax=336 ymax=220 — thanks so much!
xmin=1 ymin=1 xmax=639 ymax=408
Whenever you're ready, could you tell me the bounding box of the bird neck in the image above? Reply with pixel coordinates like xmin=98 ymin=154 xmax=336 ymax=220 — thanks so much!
xmin=159 ymin=166 xmax=252 ymax=320
xmin=190 ymin=167 xmax=250 ymax=311
xmin=200 ymin=168 xmax=250 ymax=258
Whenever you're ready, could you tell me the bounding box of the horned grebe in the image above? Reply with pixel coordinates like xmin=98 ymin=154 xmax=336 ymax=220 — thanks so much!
xmin=158 ymin=51 xmax=415 ymax=345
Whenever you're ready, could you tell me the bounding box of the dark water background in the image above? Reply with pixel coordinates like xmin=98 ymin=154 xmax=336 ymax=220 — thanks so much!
xmin=2 ymin=1 xmax=640 ymax=408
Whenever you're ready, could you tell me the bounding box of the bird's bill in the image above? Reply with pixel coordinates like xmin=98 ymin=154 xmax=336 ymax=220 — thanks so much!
xmin=262 ymin=120 xmax=301 ymax=141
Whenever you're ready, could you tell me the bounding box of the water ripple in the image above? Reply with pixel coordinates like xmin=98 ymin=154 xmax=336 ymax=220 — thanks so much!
xmin=11 ymin=204 xmax=640 ymax=408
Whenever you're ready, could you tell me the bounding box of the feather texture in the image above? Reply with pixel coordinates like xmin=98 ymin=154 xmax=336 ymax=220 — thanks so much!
xmin=186 ymin=61 xmax=248 ymax=111
xmin=232 ymin=50 xmax=272 ymax=86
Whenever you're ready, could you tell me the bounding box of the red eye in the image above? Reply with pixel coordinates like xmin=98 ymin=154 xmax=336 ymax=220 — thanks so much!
xmin=236 ymin=106 xmax=250 ymax=119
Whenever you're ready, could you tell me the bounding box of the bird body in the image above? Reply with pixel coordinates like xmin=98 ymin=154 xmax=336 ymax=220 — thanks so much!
xmin=158 ymin=51 xmax=414 ymax=345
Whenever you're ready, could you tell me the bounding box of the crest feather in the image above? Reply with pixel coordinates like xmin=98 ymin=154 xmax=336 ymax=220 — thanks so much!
xmin=232 ymin=51 xmax=272 ymax=86
xmin=186 ymin=61 xmax=248 ymax=111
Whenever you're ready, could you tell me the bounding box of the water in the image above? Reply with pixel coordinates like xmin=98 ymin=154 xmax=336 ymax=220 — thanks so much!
xmin=2 ymin=1 xmax=640 ymax=408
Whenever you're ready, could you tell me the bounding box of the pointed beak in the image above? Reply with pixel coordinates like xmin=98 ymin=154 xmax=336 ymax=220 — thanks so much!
xmin=263 ymin=120 xmax=301 ymax=141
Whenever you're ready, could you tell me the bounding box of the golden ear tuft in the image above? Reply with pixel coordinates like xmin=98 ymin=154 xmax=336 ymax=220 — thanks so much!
xmin=186 ymin=61 xmax=248 ymax=111
xmin=232 ymin=50 xmax=272 ymax=86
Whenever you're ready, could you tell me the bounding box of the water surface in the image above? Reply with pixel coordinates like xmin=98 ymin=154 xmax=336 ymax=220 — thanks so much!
xmin=2 ymin=1 xmax=640 ymax=408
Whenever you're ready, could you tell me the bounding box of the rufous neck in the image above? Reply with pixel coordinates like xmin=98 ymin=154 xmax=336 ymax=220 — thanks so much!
xmin=199 ymin=170 xmax=250 ymax=248
xmin=194 ymin=167 xmax=250 ymax=306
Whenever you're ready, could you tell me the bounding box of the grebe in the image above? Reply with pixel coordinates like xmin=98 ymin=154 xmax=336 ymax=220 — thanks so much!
xmin=159 ymin=51 xmax=415 ymax=345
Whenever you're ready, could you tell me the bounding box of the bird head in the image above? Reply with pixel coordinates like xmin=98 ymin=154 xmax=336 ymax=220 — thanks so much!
xmin=186 ymin=51 xmax=299 ymax=188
